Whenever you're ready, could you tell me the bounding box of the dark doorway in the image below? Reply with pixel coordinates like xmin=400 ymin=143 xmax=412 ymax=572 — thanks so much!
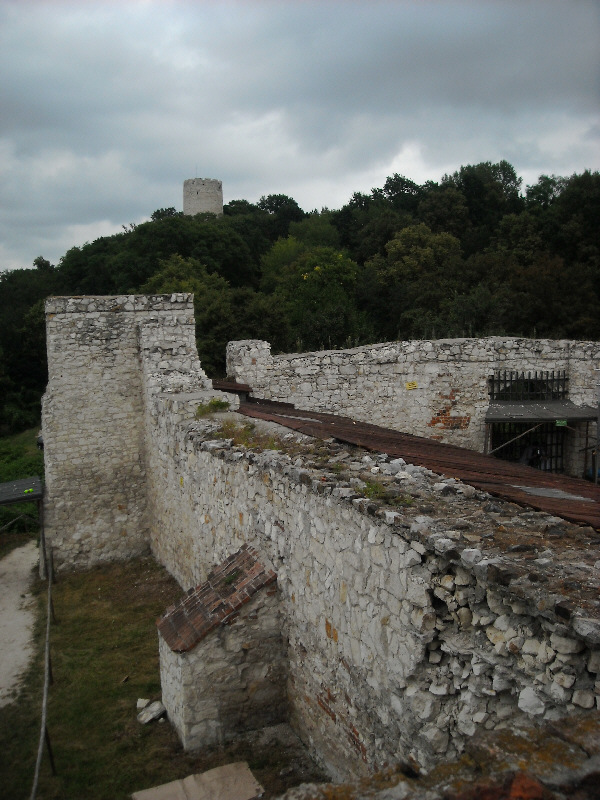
xmin=490 ymin=421 xmax=565 ymax=473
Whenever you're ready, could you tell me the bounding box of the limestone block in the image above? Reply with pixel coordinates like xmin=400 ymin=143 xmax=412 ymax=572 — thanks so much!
xmin=518 ymin=687 xmax=545 ymax=716
xmin=571 ymin=689 xmax=595 ymax=709
xmin=588 ymin=651 xmax=600 ymax=673
xmin=550 ymin=633 xmax=585 ymax=655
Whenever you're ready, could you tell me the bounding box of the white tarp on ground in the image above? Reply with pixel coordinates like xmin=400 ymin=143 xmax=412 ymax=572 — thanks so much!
xmin=131 ymin=762 xmax=263 ymax=800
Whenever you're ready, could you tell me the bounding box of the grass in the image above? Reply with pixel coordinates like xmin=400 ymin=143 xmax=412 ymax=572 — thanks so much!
xmin=195 ymin=398 xmax=231 ymax=418
xmin=0 ymin=426 xmax=44 ymax=558
xmin=0 ymin=556 xmax=325 ymax=799
xmin=360 ymin=480 xmax=388 ymax=501
xmin=211 ymin=419 xmax=290 ymax=453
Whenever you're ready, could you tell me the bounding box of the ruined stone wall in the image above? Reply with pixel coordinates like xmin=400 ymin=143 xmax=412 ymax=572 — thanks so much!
xmin=159 ymin=589 xmax=287 ymax=750
xmin=42 ymin=298 xmax=600 ymax=783
xmin=42 ymin=294 xmax=211 ymax=572
xmin=226 ymin=338 xmax=599 ymax=476
xmin=144 ymin=398 xmax=600 ymax=780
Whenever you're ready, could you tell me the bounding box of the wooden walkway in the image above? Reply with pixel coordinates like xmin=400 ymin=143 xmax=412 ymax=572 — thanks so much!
xmin=239 ymin=399 xmax=600 ymax=531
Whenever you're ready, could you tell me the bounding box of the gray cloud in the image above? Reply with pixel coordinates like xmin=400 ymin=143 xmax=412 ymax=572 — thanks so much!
xmin=0 ymin=0 xmax=598 ymax=270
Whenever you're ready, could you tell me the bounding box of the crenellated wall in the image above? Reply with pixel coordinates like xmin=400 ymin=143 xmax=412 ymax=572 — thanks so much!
xmin=42 ymin=297 xmax=600 ymax=782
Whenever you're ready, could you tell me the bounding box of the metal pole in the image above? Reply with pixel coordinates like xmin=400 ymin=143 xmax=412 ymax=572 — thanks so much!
xmin=29 ymin=549 xmax=55 ymax=799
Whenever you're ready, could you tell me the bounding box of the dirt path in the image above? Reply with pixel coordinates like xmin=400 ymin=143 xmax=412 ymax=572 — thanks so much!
xmin=0 ymin=541 xmax=38 ymax=707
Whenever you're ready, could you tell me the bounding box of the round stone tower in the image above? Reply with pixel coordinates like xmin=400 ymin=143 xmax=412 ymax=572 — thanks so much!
xmin=183 ymin=178 xmax=223 ymax=216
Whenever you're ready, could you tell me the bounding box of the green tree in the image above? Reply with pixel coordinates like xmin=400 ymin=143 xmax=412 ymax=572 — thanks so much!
xmin=257 ymin=194 xmax=306 ymax=239
xmin=288 ymin=211 xmax=341 ymax=249
xmin=525 ymin=175 xmax=566 ymax=210
xmin=367 ymin=223 xmax=465 ymax=339
xmin=273 ymin=247 xmax=372 ymax=351
xmin=417 ymin=184 xmax=470 ymax=239
xmin=150 ymin=207 xmax=182 ymax=221
xmin=381 ymin=174 xmax=423 ymax=212
xmin=0 ymin=259 xmax=57 ymax=433
xmin=259 ymin=236 xmax=307 ymax=293
xmin=442 ymin=160 xmax=524 ymax=254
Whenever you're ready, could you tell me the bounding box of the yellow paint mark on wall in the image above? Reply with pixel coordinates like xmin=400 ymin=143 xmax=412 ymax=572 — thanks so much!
xmin=405 ymin=381 xmax=418 ymax=390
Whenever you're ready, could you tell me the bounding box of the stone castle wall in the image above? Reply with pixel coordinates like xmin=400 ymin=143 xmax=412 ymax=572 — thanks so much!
xmin=42 ymin=297 xmax=600 ymax=781
xmin=41 ymin=294 xmax=211 ymax=572
xmin=144 ymin=399 xmax=600 ymax=779
xmin=227 ymin=338 xmax=600 ymax=477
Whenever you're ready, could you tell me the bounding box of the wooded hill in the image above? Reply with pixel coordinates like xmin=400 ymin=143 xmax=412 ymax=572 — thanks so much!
xmin=1 ymin=161 xmax=599 ymax=435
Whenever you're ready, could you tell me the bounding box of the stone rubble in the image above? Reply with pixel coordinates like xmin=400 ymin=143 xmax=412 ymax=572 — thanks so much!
xmin=137 ymin=699 xmax=166 ymax=724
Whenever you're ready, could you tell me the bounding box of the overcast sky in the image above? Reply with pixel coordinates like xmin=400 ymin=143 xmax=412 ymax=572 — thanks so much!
xmin=1 ymin=0 xmax=598 ymax=272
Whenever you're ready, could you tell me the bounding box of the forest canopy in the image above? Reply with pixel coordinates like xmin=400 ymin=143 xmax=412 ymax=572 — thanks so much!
xmin=1 ymin=163 xmax=599 ymax=434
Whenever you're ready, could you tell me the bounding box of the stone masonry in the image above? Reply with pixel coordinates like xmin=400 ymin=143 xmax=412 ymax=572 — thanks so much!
xmin=226 ymin=338 xmax=600 ymax=477
xmin=183 ymin=178 xmax=224 ymax=216
xmin=157 ymin=544 xmax=287 ymax=750
xmin=143 ymin=399 xmax=600 ymax=780
xmin=42 ymin=297 xmax=600 ymax=783
xmin=41 ymin=294 xmax=212 ymax=572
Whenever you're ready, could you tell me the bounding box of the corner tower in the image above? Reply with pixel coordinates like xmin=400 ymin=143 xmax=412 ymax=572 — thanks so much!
xmin=183 ymin=178 xmax=223 ymax=216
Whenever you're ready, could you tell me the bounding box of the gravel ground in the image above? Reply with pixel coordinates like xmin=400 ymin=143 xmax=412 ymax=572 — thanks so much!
xmin=0 ymin=540 xmax=38 ymax=707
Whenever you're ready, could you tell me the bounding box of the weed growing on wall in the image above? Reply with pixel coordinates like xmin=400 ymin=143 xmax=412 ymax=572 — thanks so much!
xmin=359 ymin=480 xmax=414 ymax=507
xmin=195 ymin=398 xmax=231 ymax=418
xmin=211 ymin=420 xmax=285 ymax=452
xmin=361 ymin=480 xmax=387 ymax=501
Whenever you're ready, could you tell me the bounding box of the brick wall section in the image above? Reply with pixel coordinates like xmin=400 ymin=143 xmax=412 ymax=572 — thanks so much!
xmin=157 ymin=544 xmax=277 ymax=652
xmin=427 ymin=389 xmax=471 ymax=433
xmin=226 ymin=337 xmax=599 ymax=476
